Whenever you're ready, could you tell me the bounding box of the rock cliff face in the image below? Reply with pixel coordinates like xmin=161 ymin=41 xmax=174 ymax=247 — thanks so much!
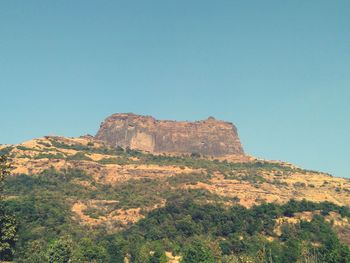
xmin=95 ymin=113 xmax=244 ymax=157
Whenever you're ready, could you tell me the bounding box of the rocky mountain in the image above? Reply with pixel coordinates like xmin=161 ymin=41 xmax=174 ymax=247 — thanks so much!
xmin=2 ymin=121 xmax=350 ymax=223
xmin=95 ymin=113 xmax=244 ymax=157
xmin=2 ymin=114 xmax=350 ymax=262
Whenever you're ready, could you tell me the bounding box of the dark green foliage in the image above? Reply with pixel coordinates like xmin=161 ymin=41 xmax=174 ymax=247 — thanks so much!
xmin=181 ymin=240 xmax=215 ymax=263
xmin=47 ymin=237 xmax=73 ymax=263
xmin=0 ymin=146 xmax=13 ymax=156
xmin=150 ymin=245 xmax=167 ymax=263
xmin=190 ymin=152 xmax=201 ymax=158
xmin=98 ymin=157 xmax=130 ymax=165
xmin=66 ymin=152 xmax=92 ymax=161
xmin=34 ymin=152 xmax=65 ymax=159
xmin=0 ymin=154 xmax=11 ymax=191
xmin=37 ymin=141 xmax=52 ymax=147
xmin=74 ymin=238 xmax=109 ymax=263
xmin=0 ymin=155 xmax=17 ymax=261
xmin=0 ymin=206 xmax=17 ymax=261
xmin=16 ymin=145 xmax=40 ymax=152
xmin=281 ymin=238 xmax=301 ymax=263
xmin=121 ymin=198 xmax=350 ymax=262
xmin=2 ymin=152 xmax=350 ymax=262
xmin=4 ymin=190 xmax=350 ymax=262
xmin=293 ymin=182 xmax=306 ymax=188
xmin=18 ymin=239 xmax=47 ymax=263
xmin=3 ymin=168 xmax=88 ymax=261
xmin=49 ymin=138 xmax=117 ymax=155
xmin=4 ymin=168 xmax=93 ymax=199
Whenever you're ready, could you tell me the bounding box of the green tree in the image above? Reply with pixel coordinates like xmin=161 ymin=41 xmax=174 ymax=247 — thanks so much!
xmin=181 ymin=240 xmax=215 ymax=263
xmin=20 ymin=240 xmax=47 ymax=263
xmin=149 ymin=245 xmax=167 ymax=263
xmin=282 ymin=238 xmax=301 ymax=263
xmin=176 ymin=215 xmax=198 ymax=237
xmin=321 ymin=234 xmax=350 ymax=263
xmin=0 ymin=154 xmax=11 ymax=197
xmin=47 ymin=237 xmax=73 ymax=263
xmin=104 ymin=235 xmax=127 ymax=263
xmin=0 ymin=154 xmax=17 ymax=261
xmin=0 ymin=211 xmax=17 ymax=260
xmin=133 ymin=243 xmax=151 ymax=263
xmin=73 ymin=237 xmax=109 ymax=263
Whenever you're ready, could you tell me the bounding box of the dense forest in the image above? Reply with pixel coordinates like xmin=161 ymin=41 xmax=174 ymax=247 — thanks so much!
xmin=3 ymin=191 xmax=350 ymax=262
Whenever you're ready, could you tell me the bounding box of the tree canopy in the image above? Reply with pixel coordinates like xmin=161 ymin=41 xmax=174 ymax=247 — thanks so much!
xmin=0 ymin=154 xmax=17 ymax=261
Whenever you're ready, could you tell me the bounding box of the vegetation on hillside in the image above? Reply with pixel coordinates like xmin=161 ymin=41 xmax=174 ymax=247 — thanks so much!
xmin=4 ymin=189 xmax=350 ymax=262
xmin=9 ymin=137 xmax=327 ymax=183
xmin=0 ymin=154 xmax=17 ymax=261
xmin=1 ymin=140 xmax=350 ymax=262
xmin=2 ymin=165 xmax=350 ymax=262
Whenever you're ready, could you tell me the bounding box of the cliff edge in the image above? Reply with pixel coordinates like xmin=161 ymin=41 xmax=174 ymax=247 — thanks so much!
xmin=95 ymin=113 xmax=244 ymax=157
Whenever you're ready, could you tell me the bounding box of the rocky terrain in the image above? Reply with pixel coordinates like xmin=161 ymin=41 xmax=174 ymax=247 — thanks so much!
xmin=95 ymin=113 xmax=244 ymax=157
xmin=2 ymin=134 xmax=350 ymax=230
xmin=2 ymin=114 xmax=350 ymax=262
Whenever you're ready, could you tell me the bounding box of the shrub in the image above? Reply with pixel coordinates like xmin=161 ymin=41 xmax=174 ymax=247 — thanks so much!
xmin=66 ymin=152 xmax=92 ymax=161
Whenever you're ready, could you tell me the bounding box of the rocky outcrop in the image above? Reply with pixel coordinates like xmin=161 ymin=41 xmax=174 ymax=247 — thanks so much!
xmin=95 ymin=113 xmax=244 ymax=157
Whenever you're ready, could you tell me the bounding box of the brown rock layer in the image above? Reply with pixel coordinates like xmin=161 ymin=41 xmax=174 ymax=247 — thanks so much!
xmin=95 ymin=113 xmax=244 ymax=157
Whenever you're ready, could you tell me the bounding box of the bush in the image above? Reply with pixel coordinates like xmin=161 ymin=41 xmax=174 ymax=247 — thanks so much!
xmin=181 ymin=240 xmax=215 ymax=263
xmin=66 ymin=152 xmax=92 ymax=161
xmin=34 ymin=153 xmax=65 ymax=159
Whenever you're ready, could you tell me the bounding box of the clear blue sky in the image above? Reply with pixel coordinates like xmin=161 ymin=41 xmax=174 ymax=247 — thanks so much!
xmin=1 ymin=1 xmax=349 ymax=177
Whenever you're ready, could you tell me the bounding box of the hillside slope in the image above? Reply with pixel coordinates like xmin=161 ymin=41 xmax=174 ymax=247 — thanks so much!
xmin=2 ymin=135 xmax=350 ymax=226
xmin=2 ymin=135 xmax=350 ymax=262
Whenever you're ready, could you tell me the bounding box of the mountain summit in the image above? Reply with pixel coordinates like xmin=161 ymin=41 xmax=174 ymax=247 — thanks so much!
xmin=95 ymin=113 xmax=244 ymax=157
xmin=3 ymin=113 xmax=350 ymax=261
